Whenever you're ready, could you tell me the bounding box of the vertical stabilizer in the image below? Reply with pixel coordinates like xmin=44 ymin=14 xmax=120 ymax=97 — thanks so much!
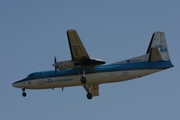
xmin=146 ymin=32 xmax=170 ymax=61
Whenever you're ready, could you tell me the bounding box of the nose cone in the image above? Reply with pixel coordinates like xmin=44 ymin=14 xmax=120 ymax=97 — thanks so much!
xmin=12 ymin=80 xmax=24 ymax=88
xmin=52 ymin=63 xmax=59 ymax=69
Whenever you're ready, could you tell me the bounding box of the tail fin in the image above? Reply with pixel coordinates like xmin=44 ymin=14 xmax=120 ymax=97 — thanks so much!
xmin=147 ymin=32 xmax=170 ymax=61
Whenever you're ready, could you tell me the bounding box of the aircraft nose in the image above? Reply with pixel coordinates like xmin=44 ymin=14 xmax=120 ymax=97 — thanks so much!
xmin=12 ymin=80 xmax=24 ymax=88
xmin=12 ymin=81 xmax=18 ymax=88
xmin=52 ymin=63 xmax=55 ymax=67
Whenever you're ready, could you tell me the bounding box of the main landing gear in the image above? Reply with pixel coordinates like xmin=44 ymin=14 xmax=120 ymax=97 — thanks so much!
xmin=86 ymin=93 xmax=92 ymax=100
xmin=77 ymin=69 xmax=87 ymax=84
xmin=22 ymin=88 xmax=27 ymax=97
xmin=77 ymin=69 xmax=93 ymax=100
xmin=83 ymin=85 xmax=95 ymax=100
xmin=80 ymin=76 xmax=86 ymax=84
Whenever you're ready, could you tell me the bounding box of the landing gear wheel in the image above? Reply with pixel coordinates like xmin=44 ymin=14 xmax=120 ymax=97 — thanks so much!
xmin=86 ymin=93 xmax=92 ymax=100
xmin=81 ymin=76 xmax=86 ymax=84
xmin=22 ymin=92 xmax=27 ymax=97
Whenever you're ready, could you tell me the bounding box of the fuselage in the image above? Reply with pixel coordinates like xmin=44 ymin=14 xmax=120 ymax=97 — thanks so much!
xmin=12 ymin=60 xmax=173 ymax=89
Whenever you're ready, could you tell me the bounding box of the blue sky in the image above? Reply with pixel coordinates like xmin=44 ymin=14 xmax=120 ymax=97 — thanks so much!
xmin=1 ymin=1 xmax=179 ymax=120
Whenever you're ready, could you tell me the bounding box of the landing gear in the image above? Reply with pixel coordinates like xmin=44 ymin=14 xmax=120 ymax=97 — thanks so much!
xmin=22 ymin=92 xmax=27 ymax=97
xmin=81 ymin=76 xmax=86 ymax=84
xmin=76 ymin=69 xmax=87 ymax=84
xmin=22 ymin=88 xmax=27 ymax=97
xmin=86 ymin=93 xmax=92 ymax=100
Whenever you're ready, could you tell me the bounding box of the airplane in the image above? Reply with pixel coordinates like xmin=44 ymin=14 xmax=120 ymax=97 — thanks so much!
xmin=12 ymin=30 xmax=174 ymax=100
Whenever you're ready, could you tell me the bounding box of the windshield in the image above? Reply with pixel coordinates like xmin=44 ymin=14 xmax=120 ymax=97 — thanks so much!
xmin=28 ymin=74 xmax=33 ymax=77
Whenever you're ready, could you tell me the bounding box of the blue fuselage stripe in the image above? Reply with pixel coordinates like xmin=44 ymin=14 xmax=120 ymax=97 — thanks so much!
xmin=14 ymin=61 xmax=173 ymax=83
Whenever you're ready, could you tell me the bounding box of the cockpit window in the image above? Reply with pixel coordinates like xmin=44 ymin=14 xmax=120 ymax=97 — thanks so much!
xmin=28 ymin=74 xmax=33 ymax=77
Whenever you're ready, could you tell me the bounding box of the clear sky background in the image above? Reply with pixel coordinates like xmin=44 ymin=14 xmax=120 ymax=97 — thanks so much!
xmin=1 ymin=1 xmax=179 ymax=120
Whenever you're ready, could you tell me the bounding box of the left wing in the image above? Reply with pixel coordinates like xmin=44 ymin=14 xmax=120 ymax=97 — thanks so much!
xmin=84 ymin=84 xmax=99 ymax=96
xmin=67 ymin=30 xmax=90 ymax=61
xmin=53 ymin=30 xmax=105 ymax=70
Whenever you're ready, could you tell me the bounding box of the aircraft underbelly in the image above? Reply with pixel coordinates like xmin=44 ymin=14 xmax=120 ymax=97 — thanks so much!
xmin=87 ymin=69 xmax=160 ymax=84
xmin=61 ymin=69 xmax=159 ymax=86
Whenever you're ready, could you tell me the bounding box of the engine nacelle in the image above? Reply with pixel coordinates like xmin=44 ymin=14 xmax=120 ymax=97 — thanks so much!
xmin=52 ymin=58 xmax=106 ymax=70
xmin=52 ymin=60 xmax=74 ymax=70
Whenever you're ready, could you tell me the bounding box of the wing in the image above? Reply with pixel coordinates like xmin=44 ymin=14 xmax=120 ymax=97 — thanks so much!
xmin=67 ymin=30 xmax=90 ymax=61
xmin=83 ymin=84 xmax=99 ymax=97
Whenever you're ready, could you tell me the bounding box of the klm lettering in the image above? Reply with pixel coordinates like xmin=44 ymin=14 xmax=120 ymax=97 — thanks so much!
xmin=155 ymin=44 xmax=167 ymax=52
xmin=46 ymin=79 xmax=53 ymax=83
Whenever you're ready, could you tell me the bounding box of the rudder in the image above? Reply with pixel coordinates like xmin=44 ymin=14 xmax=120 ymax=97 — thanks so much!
xmin=146 ymin=32 xmax=170 ymax=61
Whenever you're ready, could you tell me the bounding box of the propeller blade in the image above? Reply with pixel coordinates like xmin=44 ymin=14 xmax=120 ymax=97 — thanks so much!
xmin=54 ymin=56 xmax=58 ymax=74
xmin=54 ymin=56 xmax=57 ymax=63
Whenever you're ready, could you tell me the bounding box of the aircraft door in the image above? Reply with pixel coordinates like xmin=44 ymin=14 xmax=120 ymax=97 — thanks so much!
xmin=38 ymin=72 xmax=44 ymax=85
xmin=121 ymin=67 xmax=127 ymax=76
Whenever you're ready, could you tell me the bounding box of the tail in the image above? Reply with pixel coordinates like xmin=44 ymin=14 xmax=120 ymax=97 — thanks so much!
xmin=147 ymin=32 xmax=170 ymax=62
xmin=111 ymin=31 xmax=172 ymax=65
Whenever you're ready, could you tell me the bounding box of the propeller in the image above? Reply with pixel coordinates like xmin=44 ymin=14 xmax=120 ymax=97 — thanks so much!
xmin=54 ymin=56 xmax=58 ymax=75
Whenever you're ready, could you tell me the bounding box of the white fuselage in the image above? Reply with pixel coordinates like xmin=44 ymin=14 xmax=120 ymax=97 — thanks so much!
xmin=13 ymin=69 xmax=160 ymax=89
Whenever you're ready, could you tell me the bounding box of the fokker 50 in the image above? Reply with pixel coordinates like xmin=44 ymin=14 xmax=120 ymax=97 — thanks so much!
xmin=12 ymin=30 xmax=174 ymax=99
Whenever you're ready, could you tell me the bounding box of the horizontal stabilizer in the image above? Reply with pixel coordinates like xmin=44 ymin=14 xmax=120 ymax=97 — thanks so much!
xmin=148 ymin=47 xmax=162 ymax=62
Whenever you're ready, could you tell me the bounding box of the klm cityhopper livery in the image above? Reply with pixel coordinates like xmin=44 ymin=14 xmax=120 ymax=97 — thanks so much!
xmin=12 ymin=30 xmax=174 ymax=99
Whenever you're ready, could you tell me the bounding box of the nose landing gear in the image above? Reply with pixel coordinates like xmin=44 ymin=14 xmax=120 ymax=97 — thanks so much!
xmin=22 ymin=88 xmax=27 ymax=97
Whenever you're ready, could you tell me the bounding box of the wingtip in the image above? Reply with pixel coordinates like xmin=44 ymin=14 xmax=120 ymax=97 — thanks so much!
xmin=67 ymin=29 xmax=76 ymax=33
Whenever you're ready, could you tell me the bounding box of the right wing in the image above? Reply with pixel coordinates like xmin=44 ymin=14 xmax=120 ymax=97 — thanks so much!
xmin=67 ymin=30 xmax=90 ymax=61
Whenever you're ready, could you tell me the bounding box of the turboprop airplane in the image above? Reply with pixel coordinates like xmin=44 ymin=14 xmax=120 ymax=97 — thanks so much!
xmin=12 ymin=30 xmax=174 ymax=100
